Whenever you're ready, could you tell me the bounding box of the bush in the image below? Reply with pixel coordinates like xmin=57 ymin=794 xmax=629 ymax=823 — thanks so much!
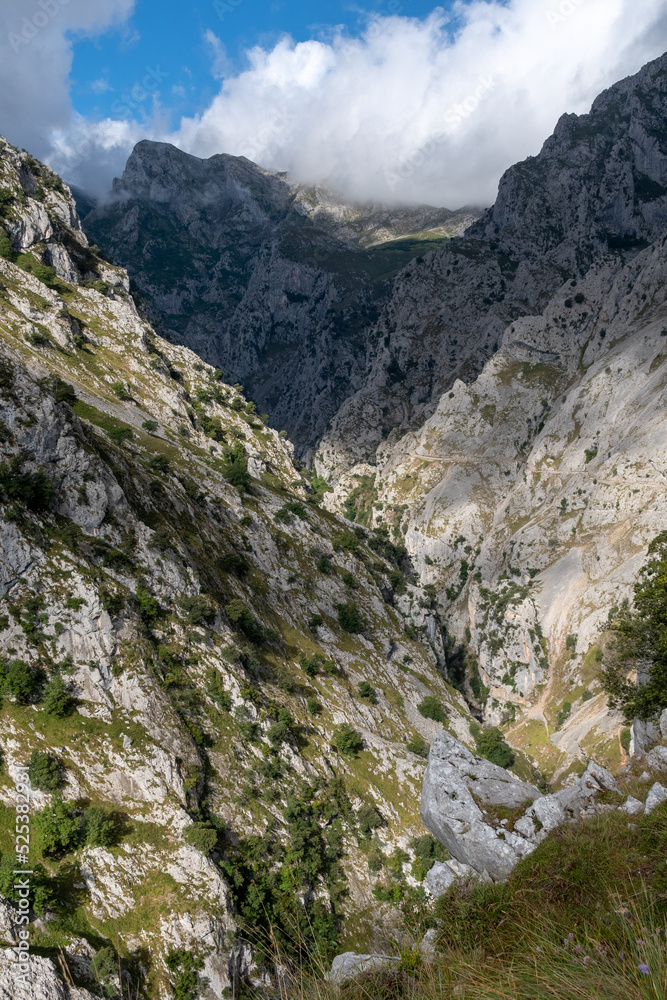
xmin=91 ymin=946 xmax=118 ymax=992
xmin=110 ymin=381 xmax=130 ymax=400
xmin=473 ymin=725 xmax=515 ymax=769
xmin=42 ymin=675 xmax=74 ymax=717
xmin=136 ymin=587 xmax=160 ymax=624
xmin=52 ymin=378 xmax=77 ymax=406
xmin=0 ymin=459 xmax=53 ymax=511
xmin=357 ymin=803 xmax=383 ymax=835
xmin=306 ymin=698 xmax=322 ymax=715
xmin=0 ymin=230 xmax=17 ymax=262
xmin=142 ymin=419 xmax=158 ymax=433
xmin=3 ymin=659 xmax=46 ymax=703
xmin=28 ymin=750 xmax=62 ymax=792
xmin=556 ymin=701 xmax=572 ymax=728
xmin=418 ymin=696 xmax=447 ymax=723
xmin=34 ymin=795 xmax=80 ymax=856
xmin=358 ymin=681 xmax=377 ymax=704
xmin=0 ymin=855 xmax=56 ymax=915
xmin=342 ymin=571 xmax=357 ymax=588
xmin=179 ymin=594 xmax=216 ymax=626
xmin=206 ymin=670 xmax=231 ymax=711
xmin=223 ymin=444 xmax=251 ymax=490
xmin=224 ymin=599 xmax=264 ymax=643
xmin=217 ymin=552 xmax=249 ymax=576
xmin=165 ymin=949 xmax=207 ymax=1000
xmin=621 ymin=726 xmax=632 ymax=754
xmin=184 ymin=823 xmax=218 ymax=856
xmin=407 ymin=734 xmax=429 ymax=757
xmin=82 ymin=807 xmax=116 ymax=847
xmin=333 ymin=724 xmax=364 ymax=758
xmin=337 ymin=602 xmax=365 ymax=633
xmin=148 ymin=454 xmax=170 ymax=473
xmin=300 ymin=653 xmax=322 ymax=677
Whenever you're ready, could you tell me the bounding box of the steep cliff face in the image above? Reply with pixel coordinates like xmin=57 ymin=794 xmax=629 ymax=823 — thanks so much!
xmin=82 ymin=142 xmax=475 ymax=457
xmin=317 ymin=51 xmax=667 ymax=474
xmin=0 ymin=137 xmax=483 ymax=998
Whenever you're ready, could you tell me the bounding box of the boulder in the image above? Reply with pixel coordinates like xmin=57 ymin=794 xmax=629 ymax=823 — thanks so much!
xmin=647 ymin=745 xmax=667 ymax=772
xmin=328 ymin=953 xmax=399 ymax=983
xmin=420 ymin=731 xmax=542 ymax=881
xmin=621 ymin=796 xmax=644 ymax=816
xmin=425 ymin=859 xmax=475 ymax=898
xmin=0 ymin=948 xmax=98 ymax=999
xmin=645 ymin=782 xmax=667 ymax=815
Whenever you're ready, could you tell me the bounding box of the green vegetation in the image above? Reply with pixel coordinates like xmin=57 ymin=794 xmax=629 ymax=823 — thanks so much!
xmin=337 ymin=602 xmax=365 ymax=634
xmin=0 ymin=458 xmax=53 ymax=511
xmin=184 ymin=822 xmax=218 ymax=856
xmin=418 ymin=696 xmax=447 ymax=724
xmin=358 ymin=681 xmax=377 ymax=704
xmin=603 ymin=532 xmax=667 ymax=720
xmin=332 ymin=724 xmax=364 ymax=758
xmin=165 ymin=949 xmax=208 ymax=1000
xmin=28 ymin=750 xmax=62 ymax=792
xmin=470 ymin=723 xmax=515 ymax=769
xmin=1 ymin=658 xmax=47 ymax=703
xmin=41 ymin=675 xmax=74 ymax=717
xmin=407 ymin=734 xmax=429 ymax=757
xmin=222 ymin=443 xmax=251 ymax=489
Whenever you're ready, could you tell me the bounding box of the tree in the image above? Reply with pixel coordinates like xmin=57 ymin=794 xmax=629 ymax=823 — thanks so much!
xmin=42 ymin=675 xmax=74 ymax=717
xmin=337 ymin=602 xmax=364 ymax=634
xmin=82 ymin=807 xmax=116 ymax=847
xmin=3 ymin=659 xmax=46 ymax=703
xmin=333 ymin=724 xmax=364 ymax=758
xmin=184 ymin=823 xmax=218 ymax=856
xmin=602 ymin=533 xmax=667 ymax=721
xmin=34 ymin=795 xmax=80 ymax=856
xmin=223 ymin=444 xmax=251 ymax=490
xmin=28 ymin=750 xmax=62 ymax=792
xmin=473 ymin=725 xmax=515 ymax=769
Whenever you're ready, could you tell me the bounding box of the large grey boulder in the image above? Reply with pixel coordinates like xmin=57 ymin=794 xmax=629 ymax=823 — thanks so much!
xmin=648 ymin=746 xmax=667 ymax=773
xmin=420 ymin=731 xmax=541 ymax=881
xmin=645 ymin=782 xmax=667 ymax=815
xmin=0 ymin=948 xmax=98 ymax=999
xmin=518 ymin=761 xmax=619 ymax=837
xmin=328 ymin=953 xmax=399 ymax=983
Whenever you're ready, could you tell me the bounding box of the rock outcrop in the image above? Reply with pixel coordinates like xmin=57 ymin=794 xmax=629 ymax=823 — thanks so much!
xmin=420 ymin=732 xmax=621 ymax=881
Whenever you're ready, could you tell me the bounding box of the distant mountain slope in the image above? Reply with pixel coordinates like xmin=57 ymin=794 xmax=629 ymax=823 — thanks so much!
xmin=82 ymin=142 xmax=475 ymax=457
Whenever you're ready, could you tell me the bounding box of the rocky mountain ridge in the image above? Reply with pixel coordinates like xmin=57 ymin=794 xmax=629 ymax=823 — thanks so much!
xmin=81 ymin=143 xmax=476 ymax=459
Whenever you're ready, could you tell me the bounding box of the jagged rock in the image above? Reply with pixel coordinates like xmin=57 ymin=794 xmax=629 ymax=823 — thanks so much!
xmin=645 ymin=783 xmax=667 ymax=815
xmin=0 ymin=948 xmax=98 ymax=999
xmin=425 ymin=859 xmax=475 ymax=897
xmin=621 ymin=796 xmax=644 ymax=816
xmin=647 ymin=746 xmax=667 ymax=772
xmin=660 ymin=710 xmax=667 ymax=739
xmin=519 ymin=762 xmax=619 ymax=836
xmin=420 ymin=731 xmax=541 ymax=880
xmin=0 ymin=903 xmax=17 ymax=945
xmin=328 ymin=952 xmax=399 ymax=983
xmin=419 ymin=929 xmax=439 ymax=963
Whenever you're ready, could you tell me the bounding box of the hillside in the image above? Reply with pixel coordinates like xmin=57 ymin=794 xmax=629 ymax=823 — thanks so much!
xmin=0 ymin=135 xmax=482 ymax=998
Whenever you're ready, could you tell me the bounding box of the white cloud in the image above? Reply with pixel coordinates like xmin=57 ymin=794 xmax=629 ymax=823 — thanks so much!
xmin=169 ymin=0 xmax=667 ymax=206
xmin=1 ymin=0 xmax=667 ymax=205
xmin=0 ymin=0 xmax=135 ymax=159
xmin=91 ymin=78 xmax=112 ymax=94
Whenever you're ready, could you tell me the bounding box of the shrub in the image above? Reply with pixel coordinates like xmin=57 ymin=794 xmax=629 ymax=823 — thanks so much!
xmin=556 ymin=700 xmax=572 ymax=728
xmin=222 ymin=444 xmax=251 ymax=490
xmin=136 ymin=587 xmax=160 ymax=624
xmin=407 ymin=734 xmax=429 ymax=757
xmin=333 ymin=724 xmax=364 ymax=758
xmin=358 ymin=681 xmax=377 ymax=704
xmin=0 ymin=855 xmax=56 ymax=916
xmin=91 ymin=946 xmax=118 ymax=992
xmin=179 ymin=594 xmax=216 ymax=626
xmin=224 ymin=599 xmax=264 ymax=643
xmin=184 ymin=823 xmax=218 ymax=856
xmin=41 ymin=675 xmax=74 ymax=717
xmin=300 ymin=653 xmax=322 ymax=677
xmin=418 ymin=696 xmax=447 ymax=723
xmin=342 ymin=571 xmax=357 ymax=588
xmin=148 ymin=454 xmax=170 ymax=473
xmin=473 ymin=725 xmax=515 ymax=769
xmin=111 ymin=381 xmax=130 ymax=400
xmin=142 ymin=419 xmax=158 ymax=433
xmin=3 ymin=659 xmax=46 ymax=703
xmin=217 ymin=552 xmax=249 ymax=576
xmin=357 ymin=803 xmax=383 ymax=835
xmin=34 ymin=795 xmax=80 ymax=855
xmin=267 ymin=708 xmax=297 ymax=748
xmin=0 ymin=459 xmax=53 ymax=511
xmin=28 ymin=750 xmax=62 ymax=792
xmin=621 ymin=726 xmax=632 ymax=755
xmin=337 ymin=602 xmax=365 ymax=633
xmin=82 ymin=806 xmax=116 ymax=847
xmin=206 ymin=670 xmax=231 ymax=711
xmin=309 ymin=614 xmax=324 ymax=630
xmin=52 ymin=378 xmax=77 ymax=406
xmin=306 ymin=698 xmax=322 ymax=715
xmin=0 ymin=230 xmax=17 ymax=263
xmin=165 ymin=949 xmax=207 ymax=1000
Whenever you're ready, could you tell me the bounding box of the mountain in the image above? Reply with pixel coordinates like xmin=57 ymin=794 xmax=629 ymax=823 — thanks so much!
xmin=324 ymin=51 xmax=667 ymax=775
xmin=81 ymin=143 xmax=476 ymax=458
xmin=0 ymin=135 xmax=480 ymax=996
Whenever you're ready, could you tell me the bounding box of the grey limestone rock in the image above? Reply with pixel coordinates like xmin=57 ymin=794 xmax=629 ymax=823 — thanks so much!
xmin=328 ymin=952 xmax=399 ymax=983
xmin=645 ymin=783 xmax=667 ymax=815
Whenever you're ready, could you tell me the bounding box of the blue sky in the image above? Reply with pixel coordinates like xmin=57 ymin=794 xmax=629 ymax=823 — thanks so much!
xmin=1 ymin=0 xmax=666 ymax=205
xmin=70 ymin=0 xmax=448 ymax=129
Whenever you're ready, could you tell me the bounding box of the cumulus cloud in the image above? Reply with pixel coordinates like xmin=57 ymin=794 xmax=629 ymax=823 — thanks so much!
xmin=0 ymin=0 xmax=135 ymax=161
xmin=170 ymin=0 xmax=667 ymax=206
xmin=2 ymin=0 xmax=667 ymax=206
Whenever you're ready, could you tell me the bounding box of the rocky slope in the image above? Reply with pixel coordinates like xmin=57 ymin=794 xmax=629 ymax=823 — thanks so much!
xmin=324 ymin=51 xmax=667 ymax=784
xmin=81 ymin=144 xmax=475 ymax=458
xmin=0 ymin=136 xmax=487 ymax=998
